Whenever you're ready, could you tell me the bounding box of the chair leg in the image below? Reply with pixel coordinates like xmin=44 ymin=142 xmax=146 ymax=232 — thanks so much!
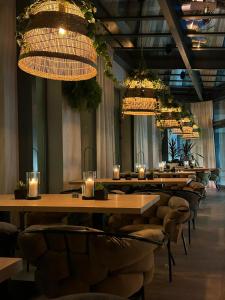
xmin=188 ymin=220 xmax=191 ymax=245
xmin=167 ymin=239 xmax=173 ymax=282
xmin=170 ymin=252 xmax=176 ymax=266
xmin=181 ymin=230 xmax=188 ymax=255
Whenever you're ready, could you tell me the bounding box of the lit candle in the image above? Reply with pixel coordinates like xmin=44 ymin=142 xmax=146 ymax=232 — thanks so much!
xmin=84 ymin=178 xmax=94 ymax=198
xmin=113 ymin=166 xmax=120 ymax=180
xmin=184 ymin=161 xmax=189 ymax=169
xmin=159 ymin=162 xmax=164 ymax=172
xmin=138 ymin=167 xmax=145 ymax=179
xmin=28 ymin=178 xmax=38 ymax=198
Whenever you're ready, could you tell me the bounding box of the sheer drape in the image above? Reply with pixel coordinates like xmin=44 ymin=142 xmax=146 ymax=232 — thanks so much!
xmin=63 ymin=99 xmax=82 ymax=182
xmin=96 ymin=57 xmax=115 ymax=177
xmin=134 ymin=117 xmax=149 ymax=167
xmin=191 ymin=101 xmax=216 ymax=168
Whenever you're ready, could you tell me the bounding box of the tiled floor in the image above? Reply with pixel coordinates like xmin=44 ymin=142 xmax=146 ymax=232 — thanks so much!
xmin=149 ymin=189 xmax=225 ymax=300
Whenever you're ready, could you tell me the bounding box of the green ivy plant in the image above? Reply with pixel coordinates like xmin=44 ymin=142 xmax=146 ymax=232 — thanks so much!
xmin=16 ymin=0 xmax=116 ymax=82
xmin=62 ymin=78 xmax=102 ymax=111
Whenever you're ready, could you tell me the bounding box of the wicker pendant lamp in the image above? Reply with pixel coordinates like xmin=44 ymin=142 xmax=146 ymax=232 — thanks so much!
xmin=156 ymin=99 xmax=182 ymax=129
xmin=122 ymin=70 xmax=168 ymax=116
xmin=18 ymin=0 xmax=97 ymax=81
xmin=183 ymin=124 xmax=200 ymax=139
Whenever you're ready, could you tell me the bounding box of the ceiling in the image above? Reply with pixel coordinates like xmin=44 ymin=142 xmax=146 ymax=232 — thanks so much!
xmin=93 ymin=0 xmax=225 ymax=103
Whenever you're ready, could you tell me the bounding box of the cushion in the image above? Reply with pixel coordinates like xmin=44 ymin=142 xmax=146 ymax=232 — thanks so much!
xmin=189 ymin=181 xmax=205 ymax=189
xmin=0 ymin=222 xmax=18 ymax=235
xmin=156 ymin=206 xmax=171 ymax=220
xmin=168 ymin=196 xmax=189 ymax=209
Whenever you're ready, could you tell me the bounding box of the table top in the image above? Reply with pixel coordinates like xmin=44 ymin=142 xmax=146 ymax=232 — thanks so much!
xmin=0 ymin=257 xmax=23 ymax=283
xmin=0 ymin=194 xmax=160 ymax=215
xmin=69 ymin=178 xmax=192 ymax=185
xmin=154 ymin=171 xmax=196 ymax=176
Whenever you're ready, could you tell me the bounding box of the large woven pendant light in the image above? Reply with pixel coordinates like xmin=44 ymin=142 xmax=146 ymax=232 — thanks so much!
xmin=156 ymin=100 xmax=182 ymax=129
xmin=18 ymin=0 xmax=97 ymax=81
xmin=183 ymin=124 xmax=200 ymax=139
xmin=122 ymin=76 xmax=160 ymax=116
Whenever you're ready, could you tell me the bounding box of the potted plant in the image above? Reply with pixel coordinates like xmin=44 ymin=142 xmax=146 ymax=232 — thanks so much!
xmin=14 ymin=181 xmax=27 ymax=199
xmin=179 ymin=140 xmax=203 ymax=165
xmin=94 ymin=183 xmax=108 ymax=200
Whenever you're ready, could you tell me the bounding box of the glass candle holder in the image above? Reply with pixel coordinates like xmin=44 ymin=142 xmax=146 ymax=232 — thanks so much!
xmin=191 ymin=159 xmax=196 ymax=167
xmin=26 ymin=172 xmax=40 ymax=199
xmin=138 ymin=165 xmax=146 ymax=180
xmin=135 ymin=163 xmax=141 ymax=173
xmin=184 ymin=161 xmax=189 ymax=169
xmin=83 ymin=171 xmax=95 ymax=199
xmin=113 ymin=165 xmax=120 ymax=180
xmin=159 ymin=162 xmax=164 ymax=172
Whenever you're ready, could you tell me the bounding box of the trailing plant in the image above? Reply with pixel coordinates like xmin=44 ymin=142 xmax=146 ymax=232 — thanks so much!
xmin=95 ymin=183 xmax=105 ymax=191
xmin=16 ymin=0 xmax=116 ymax=82
xmin=168 ymin=138 xmax=179 ymax=162
xmin=62 ymin=78 xmax=102 ymax=111
xmin=123 ymin=68 xmax=170 ymax=101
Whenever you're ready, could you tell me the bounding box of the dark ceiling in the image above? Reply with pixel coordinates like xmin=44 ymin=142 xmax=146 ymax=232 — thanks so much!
xmin=94 ymin=0 xmax=225 ymax=103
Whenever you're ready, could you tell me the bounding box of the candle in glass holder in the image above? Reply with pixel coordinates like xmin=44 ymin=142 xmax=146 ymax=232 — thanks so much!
xmin=184 ymin=161 xmax=189 ymax=169
xmin=159 ymin=162 xmax=164 ymax=172
xmin=26 ymin=171 xmax=40 ymax=199
xmin=135 ymin=163 xmax=140 ymax=172
xmin=138 ymin=165 xmax=146 ymax=180
xmin=113 ymin=165 xmax=120 ymax=180
xmin=28 ymin=178 xmax=38 ymax=198
xmin=84 ymin=178 xmax=94 ymax=198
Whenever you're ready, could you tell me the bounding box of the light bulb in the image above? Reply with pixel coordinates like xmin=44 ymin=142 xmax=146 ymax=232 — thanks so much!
xmin=59 ymin=27 xmax=66 ymax=36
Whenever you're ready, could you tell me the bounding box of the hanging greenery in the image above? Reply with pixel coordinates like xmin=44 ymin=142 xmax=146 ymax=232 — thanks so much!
xmin=62 ymin=78 xmax=102 ymax=111
xmin=16 ymin=0 xmax=116 ymax=82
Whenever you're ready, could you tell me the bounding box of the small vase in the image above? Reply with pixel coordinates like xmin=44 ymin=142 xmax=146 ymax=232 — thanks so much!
xmin=94 ymin=190 xmax=108 ymax=200
xmin=14 ymin=189 xmax=27 ymax=200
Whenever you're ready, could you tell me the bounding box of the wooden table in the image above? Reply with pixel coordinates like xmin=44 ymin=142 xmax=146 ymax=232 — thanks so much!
xmin=0 ymin=257 xmax=22 ymax=283
xmin=69 ymin=178 xmax=192 ymax=186
xmin=154 ymin=171 xmax=196 ymax=177
xmin=0 ymin=194 xmax=160 ymax=226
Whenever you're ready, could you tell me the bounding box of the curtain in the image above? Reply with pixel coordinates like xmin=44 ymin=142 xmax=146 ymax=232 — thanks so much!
xmin=191 ymin=101 xmax=216 ymax=168
xmin=62 ymin=99 xmax=82 ymax=182
xmin=0 ymin=1 xmax=18 ymax=193
xmin=96 ymin=57 xmax=115 ymax=178
xmin=134 ymin=117 xmax=149 ymax=167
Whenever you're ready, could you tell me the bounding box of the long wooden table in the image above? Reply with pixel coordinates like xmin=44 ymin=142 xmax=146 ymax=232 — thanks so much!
xmin=0 ymin=257 xmax=23 ymax=283
xmin=69 ymin=178 xmax=192 ymax=186
xmin=0 ymin=194 xmax=160 ymax=226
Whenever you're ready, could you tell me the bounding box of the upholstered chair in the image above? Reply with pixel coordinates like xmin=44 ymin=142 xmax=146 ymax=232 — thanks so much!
xmin=18 ymin=225 xmax=160 ymax=299
xmin=209 ymin=168 xmax=221 ymax=190
xmin=108 ymin=192 xmax=190 ymax=282
xmin=0 ymin=222 xmax=18 ymax=257
xmin=196 ymin=171 xmax=211 ymax=186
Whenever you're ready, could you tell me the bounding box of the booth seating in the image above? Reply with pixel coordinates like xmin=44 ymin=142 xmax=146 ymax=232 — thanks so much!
xmin=19 ymin=225 xmax=160 ymax=299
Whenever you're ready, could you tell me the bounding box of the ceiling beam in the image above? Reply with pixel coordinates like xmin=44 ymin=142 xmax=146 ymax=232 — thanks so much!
xmin=115 ymin=50 xmax=225 ymax=69
xmin=98 ymin=33 xmax=172 ymax=38
xmin=158 ymin=0 xmax=203 ymax=101
xmin=97 ymin=13 xmax=225 ymax=22
xmin=114 ymin=46 xmax=225 ymax=51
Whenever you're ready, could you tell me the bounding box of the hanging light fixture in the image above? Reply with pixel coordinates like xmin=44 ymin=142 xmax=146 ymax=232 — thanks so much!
xmin=18 ymin=0 xmax=97 ymax=81
xmin=181 ymin=1 xmax=217 ymax=13
xmin=122 ymin=71 xmax=167 ymax=116
xmin=156 ymin=97 xmax=182 ymax=129
xmin=183 ymin=123 xmax=200 ymax=139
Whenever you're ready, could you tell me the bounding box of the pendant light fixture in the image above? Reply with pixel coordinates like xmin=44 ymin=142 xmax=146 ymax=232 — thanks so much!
xmin=183 ymin=123 xmax=200 ymax=139
xmin=122 ymin=20 xmax=168 ymax=116
xmin=18 ymin=0 xmax=97 ymax=81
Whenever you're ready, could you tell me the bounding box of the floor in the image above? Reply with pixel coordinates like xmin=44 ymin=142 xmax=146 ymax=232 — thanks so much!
xmin=6 ymin=189 xmax=225 ymax=300
xmin=150 ymin=189 xmax=225 ymax=300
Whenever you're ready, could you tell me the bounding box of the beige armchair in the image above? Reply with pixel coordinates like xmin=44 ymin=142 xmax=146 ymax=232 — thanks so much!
xmin=18 ymin=225 xmax=160 ymax=299
xmin=108 ymin=192 xmax=190 ymax=282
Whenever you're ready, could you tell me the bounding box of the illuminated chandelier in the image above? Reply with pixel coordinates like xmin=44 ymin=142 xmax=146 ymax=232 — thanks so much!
xmin=17 ymin=0 xmax=97 ymax=81
xmin=156 ymin=101 xmax=182 ymax=129
xmin=122 ymin=70 xmax=168 ymax=116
